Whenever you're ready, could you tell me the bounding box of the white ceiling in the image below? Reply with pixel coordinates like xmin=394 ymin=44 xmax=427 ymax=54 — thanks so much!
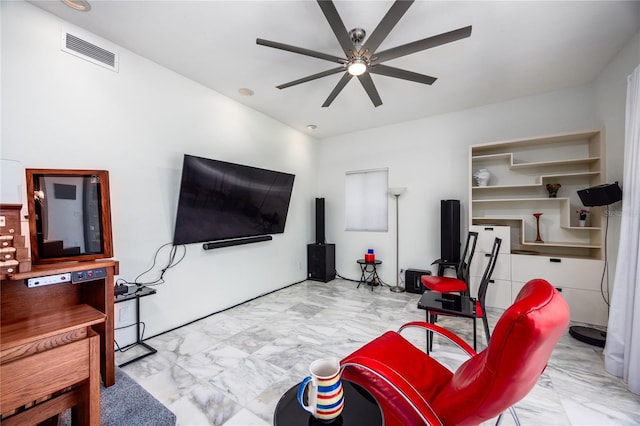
xmin=28 ymin=1 xmax=640 ymax=139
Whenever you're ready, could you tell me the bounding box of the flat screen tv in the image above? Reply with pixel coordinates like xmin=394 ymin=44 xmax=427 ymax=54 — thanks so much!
xmin=26 ymin=168 xmax=113 ymax=264
xmin=173 ymin=154 xmax=295 ymax=245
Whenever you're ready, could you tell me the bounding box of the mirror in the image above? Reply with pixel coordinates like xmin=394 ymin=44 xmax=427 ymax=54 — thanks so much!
xmin=26 ymin=169 xmax=113 ymax=264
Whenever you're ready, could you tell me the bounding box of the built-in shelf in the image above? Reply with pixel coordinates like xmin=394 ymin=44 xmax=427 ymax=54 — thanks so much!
xmin=469 ymin=129 xmax=608 ymax=326
xmin=469 ymin=129 xmax=604 ymax=260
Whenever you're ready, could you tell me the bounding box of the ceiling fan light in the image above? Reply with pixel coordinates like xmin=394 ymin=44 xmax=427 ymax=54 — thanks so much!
xmin=348 ymin=59 xmax=367 ymax=76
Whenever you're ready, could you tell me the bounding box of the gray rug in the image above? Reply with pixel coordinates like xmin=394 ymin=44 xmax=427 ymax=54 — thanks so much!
xmin=61 ymin=367 xmax=176 ymax=425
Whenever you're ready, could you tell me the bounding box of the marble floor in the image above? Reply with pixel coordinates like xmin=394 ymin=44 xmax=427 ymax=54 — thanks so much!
xmin=116 ymin=279 xmax=640 ymax=425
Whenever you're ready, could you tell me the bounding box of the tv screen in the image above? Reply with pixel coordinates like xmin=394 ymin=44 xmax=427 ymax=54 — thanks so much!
xmin=173 ymin=154 xmax=295 ymax=245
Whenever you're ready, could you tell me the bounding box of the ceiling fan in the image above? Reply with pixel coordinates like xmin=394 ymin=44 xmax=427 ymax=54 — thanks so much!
xmin=257 ymin=0 xmax=472 ymax=108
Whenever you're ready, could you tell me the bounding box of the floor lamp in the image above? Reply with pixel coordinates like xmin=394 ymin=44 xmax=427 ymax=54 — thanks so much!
xmin=389 ymin=187 xmax=406 ymax=293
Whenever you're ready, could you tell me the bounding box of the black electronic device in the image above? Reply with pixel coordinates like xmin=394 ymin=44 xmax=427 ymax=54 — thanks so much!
xmin=203 ymin=235 xmax=272 ymax=250
xmin=577 ymin=182 xmax=622 ymax=207
xmin=315 ymin=197 xmax=326 ymax=244
xmin=405 ymin=269 xmax=432 ymax=294
xmin=441 ymin=200 xmax=461 ymax=263
xmin=173 ymin=154 xmax=295 ymax=245
xmin=114 ymin=284 xmax=128 ymax=296
xmin=307 ymin=243 xmax=335 ymax=282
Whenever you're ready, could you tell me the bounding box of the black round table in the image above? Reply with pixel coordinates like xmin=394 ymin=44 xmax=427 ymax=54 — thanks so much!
xmin=356 ymin=259 xmax=382 ymax=290
xmin=273 ymin=379 xmax=382 ymax=426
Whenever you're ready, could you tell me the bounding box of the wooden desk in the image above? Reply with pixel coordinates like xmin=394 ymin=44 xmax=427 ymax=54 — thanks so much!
xmin=1 ymin=259 xmax=118 ymax=387
xmin=0 ymin=304 xmax=104 ymax=425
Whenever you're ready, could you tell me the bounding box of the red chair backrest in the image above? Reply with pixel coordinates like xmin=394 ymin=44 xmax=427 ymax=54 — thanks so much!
xmin=431 ymin=279 xmax=570 ymax=425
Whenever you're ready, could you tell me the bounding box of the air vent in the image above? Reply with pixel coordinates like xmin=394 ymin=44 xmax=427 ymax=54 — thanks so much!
xmin=61 ymin=31 xmax=119 ymax=72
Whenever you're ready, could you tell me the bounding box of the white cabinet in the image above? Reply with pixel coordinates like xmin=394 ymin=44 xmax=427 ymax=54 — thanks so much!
xmin=511 ymin=255 xmax=607 ymax=326
xmin=469 ymin=225 xmax=511 ymax=309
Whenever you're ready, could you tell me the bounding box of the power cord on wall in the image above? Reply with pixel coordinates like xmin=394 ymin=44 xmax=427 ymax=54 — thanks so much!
xmin=116 ymin=243 xmax=186 ymax=287
xmin=601 ymin=207 xmax=612 ymax=307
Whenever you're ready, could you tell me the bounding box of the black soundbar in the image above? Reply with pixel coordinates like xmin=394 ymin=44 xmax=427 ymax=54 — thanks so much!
xmin=203 ymin=235 xmax=272 ymax=250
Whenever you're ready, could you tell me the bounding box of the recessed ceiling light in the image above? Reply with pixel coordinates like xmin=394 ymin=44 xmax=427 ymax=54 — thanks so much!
xmin=238 ymin=88 xmax=254 ymax=96
xmin=61 ymin=0 xmax=91 ymax=11
xmin=306 ymin=125 xmax=317 ymax=130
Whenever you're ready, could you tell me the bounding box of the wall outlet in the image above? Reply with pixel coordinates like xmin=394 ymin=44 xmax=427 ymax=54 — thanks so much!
xmin=118 ymin=305 xmax=129 ymax=324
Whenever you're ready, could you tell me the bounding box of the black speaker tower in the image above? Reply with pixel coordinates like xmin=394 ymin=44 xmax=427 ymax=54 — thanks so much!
xmin=308 ymin=198 xmax=335 ymax=282
xmin=315 ymin=197 xmax=326 ymax=244
xmin=440 ymin=200 xmax=461 ymax=263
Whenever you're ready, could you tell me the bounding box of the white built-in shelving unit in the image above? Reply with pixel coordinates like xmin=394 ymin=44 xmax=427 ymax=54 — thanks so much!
xmin=468 ymin=130 xmax=608 ymax=326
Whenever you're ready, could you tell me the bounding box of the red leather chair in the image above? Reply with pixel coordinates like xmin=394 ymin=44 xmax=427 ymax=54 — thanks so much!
xmin=341 ymin=279 xmax=570 ymax=426
xmin=422 ymin=231 xmax=478 ymax=296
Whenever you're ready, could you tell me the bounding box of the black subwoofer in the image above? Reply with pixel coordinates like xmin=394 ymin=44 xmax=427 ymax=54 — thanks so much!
xmin=441 ymin=200 xmax=461 ymax=263
xmin=307 ymin=243 xmax=335 ymax=283
xmin=405 ymin=269 xmax=432 ymax=294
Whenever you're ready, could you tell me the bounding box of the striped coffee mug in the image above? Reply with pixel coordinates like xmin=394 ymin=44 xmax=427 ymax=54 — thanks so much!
xmin=297 ymin=357 xmax=345 ymax=421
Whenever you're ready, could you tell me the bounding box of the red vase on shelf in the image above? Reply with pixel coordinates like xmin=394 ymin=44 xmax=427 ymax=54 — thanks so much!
xmin=533 ymin=213 xmax=544 ymax=243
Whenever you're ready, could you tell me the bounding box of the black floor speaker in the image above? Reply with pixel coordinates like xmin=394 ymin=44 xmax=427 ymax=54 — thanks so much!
xmin=315 ymin=198 xmax=326 ymax=244
xmin=307 ymin=243 xmax=335 ymax=283
xmin=441 ymin=200 xmax=461 ymax=263
xmin=405 ymin=269 xmax=432 ymax=294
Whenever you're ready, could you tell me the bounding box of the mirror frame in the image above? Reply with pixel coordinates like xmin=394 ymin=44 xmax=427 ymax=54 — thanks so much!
xmin=26 ymin=168 xmax=113 ymax=264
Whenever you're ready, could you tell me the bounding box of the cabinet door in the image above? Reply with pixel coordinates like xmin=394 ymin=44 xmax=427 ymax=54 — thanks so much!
xmin=470 ymin=225 xmax=510 ymax=254
xmin=511 ymin=255 xmax=604 ymax=291
xmin=470 ymin=276 xmax=512 ymax=310
xmin=511 ymin=255 xmax=607 ymax=326
xmin=470 ymin=253 xmax=511 ymax=281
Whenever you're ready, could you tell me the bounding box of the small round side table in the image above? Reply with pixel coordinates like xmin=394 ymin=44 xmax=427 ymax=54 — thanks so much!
xmin=273 ymin=379 xmax=382 ymax=425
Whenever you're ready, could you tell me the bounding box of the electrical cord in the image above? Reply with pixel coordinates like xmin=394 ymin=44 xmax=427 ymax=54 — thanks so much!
xmin=113 ymin=321 xmax=146 ymax=353
xmin=335 ymin=271 xmax=360 ymax=283
xmin=117 ymin=243 xmax=186 ymax=287
xmin=601 ymin=207 xmax=611 ymax=306
xmin=336 ymin=270 xmax=390 ymax=289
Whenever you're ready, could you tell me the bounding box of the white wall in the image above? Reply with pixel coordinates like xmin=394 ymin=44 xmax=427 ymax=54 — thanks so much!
xmin=1 ymin=1 xmax=318 ymax=342
xmin=316 ymin=85 xmax=600 ymax=285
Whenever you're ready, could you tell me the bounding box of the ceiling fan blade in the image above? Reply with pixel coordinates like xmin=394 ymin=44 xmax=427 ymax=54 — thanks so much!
xmin=322 ymin=72 xmax=353 ymax=107
xmin=370 ymin=64 xmax=437 ymax=85
xmin=277 ymin=67 xmax=345 ymax=89
xmin=257 ymin=38 xmax=346 ymax=64
xmin=372 ymin=25 xmax=472 ymax=64
xmin=361 ymin=0 xmax=414 ymax=59
xmin=317 ymin=0 xmax=356 ymax=56
xmin=357 ymin=73 xmax=383 ymax=107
